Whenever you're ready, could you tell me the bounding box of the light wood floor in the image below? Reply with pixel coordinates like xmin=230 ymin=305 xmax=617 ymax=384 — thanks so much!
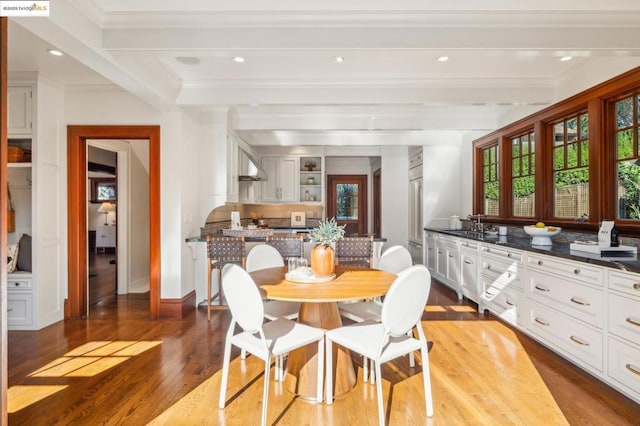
xmin=7 ymin=280 xmax=640 ymax=425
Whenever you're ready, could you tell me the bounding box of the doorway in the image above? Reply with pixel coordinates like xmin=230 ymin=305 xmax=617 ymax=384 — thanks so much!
xmin=88 ymin=146 xmax=118 ymax=307
xmin=326 ymin=175 xmax=368 ymax=235
xmin=67 ymin=125 xmax=160 ymax=319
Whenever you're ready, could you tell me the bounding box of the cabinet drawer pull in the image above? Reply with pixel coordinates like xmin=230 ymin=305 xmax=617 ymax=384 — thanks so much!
xmin=464 ymin=260 xmax=473 ymax=265
xmin=537 ymin=260 xmax=543 ymax=266
xmin=505 ymin=299 xmax=515 ymax=306
xmin=486 ymin=264 xmax=491 ymax=270
xmin=634 ymin=283 xmax=640 ymax=290
xmin=534 ymin=285 xmax=550 ymax=292
xmin=486 ymin=248 xmax=490 ymax=253
xmin=534 ymin=317 xmax=549 ymax=326
xmin=448 ymin=254 xmax=453 ymax=258
xmin=573 ymin=269 xmax=580 ymax=275
xmin=626 ymin=364 xmax=640 ymax=376
xmin=625 ymin=317 xmax=640 ymax=327
xmin=570 ymin=297 xmax=590 ymax=306
xmin=570 ymin=335 xmax=589 ymax=346
xmin=7 ymin=308 xmax=13 ymax=312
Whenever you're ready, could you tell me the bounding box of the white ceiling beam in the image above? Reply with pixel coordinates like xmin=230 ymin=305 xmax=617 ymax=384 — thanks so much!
xmin=13 ymin=0 xmax=177 ymax=109
xmin=102 ymin=27 xmax=640 ymax=51
xmin=176 ymin=86 xmax=554 ymax=107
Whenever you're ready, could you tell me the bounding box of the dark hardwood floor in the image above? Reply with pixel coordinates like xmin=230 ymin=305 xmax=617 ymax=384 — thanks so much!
xmin=7 ymin=278 xmax=640 ymax=425
xmin=88 ymin=250 xmax=117 ymax=308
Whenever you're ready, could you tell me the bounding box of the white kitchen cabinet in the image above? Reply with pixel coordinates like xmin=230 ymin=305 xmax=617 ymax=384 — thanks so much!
xmin=526 ymin=298 xmax=604 ymax=372
xmin=435 ymin=236 xmax=460 ymax=298
xmin=479 ymin=244 xmax=523 ymax=326
xmin=607 ymin=269 xmax=640 ymax=401
xmin=7 ymin=272 xmax=33 ymax=329
xmin=524 ymin=252 xmax=605 ymax=375
xmin=424 ymin=231 xmax=437 ymax=273
xmin=8 ymin=85 xmax=33 ymax=136
xmin=460 ymin=240 xmax=479 ymax=303
xmin=527 ymin=264 xmax=604 ymax=329
xmin=299 ymin=156 xmax=322 ymax=203
xmin=408 ymin=177 xmax=423 ymax=242
xmin=96 ymin=225 xmax=116 ymax=250
xmin=261 ymin=156 xmax=299 ymax=202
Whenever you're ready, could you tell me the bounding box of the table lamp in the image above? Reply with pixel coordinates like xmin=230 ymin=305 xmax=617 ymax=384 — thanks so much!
xmin=98 ymin=202 xmax=115 ymax=225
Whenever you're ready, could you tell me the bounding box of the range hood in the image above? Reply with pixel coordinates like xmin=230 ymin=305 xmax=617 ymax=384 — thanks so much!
xmin=238 ymin=148 xmax=268 ymax=181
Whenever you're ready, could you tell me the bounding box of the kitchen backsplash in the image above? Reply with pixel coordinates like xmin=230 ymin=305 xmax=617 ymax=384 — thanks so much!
xmin=202 ymin=203 xmax=323 ymax=237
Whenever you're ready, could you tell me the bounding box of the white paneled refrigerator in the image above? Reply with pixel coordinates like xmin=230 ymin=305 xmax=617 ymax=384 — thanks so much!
xmin=408 ymin=160 xmax=423 ymax=264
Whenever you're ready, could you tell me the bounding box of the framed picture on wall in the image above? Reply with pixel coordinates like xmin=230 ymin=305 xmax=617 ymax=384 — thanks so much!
xmin=91 ymin=178 xmax=116 ymax=202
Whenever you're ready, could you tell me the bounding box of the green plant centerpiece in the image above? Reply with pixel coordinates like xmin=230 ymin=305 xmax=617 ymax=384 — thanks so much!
xmin=308 ymin=217 xmax=345 ymax=277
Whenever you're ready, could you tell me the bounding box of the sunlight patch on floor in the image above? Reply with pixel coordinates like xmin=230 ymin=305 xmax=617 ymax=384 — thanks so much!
xmin=10 ymin=341 xmax=162 ymax=413
xmin=29 ymin=341 xmax=161 ymax=377
xmin=149 ymin=321 xmax=568 ymax=425
xmin=8 ymin=385 xmax=69 ymax=413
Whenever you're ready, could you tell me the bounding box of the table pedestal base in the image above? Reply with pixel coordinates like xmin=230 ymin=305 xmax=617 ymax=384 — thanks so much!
xmin=284 ymin=302 xmax=356 ymax=400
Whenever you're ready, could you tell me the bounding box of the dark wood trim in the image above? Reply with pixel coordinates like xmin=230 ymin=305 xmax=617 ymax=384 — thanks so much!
xmin=67 ymin=125 xmax=161 ymax=319
xmin=326 ymin=174 xmax=368 ymax=235
xmin=159 ymin=290 xmax=196 ymax=319
xmin=373 ymin=168 xmax=381 ymax=237
xmin=472 ymin=66 xmax=640 ymax=234
xmin=88 ymin=161 xmax=116 ymax=175
xmin=1 ymin=16 xmax=9 ymax=425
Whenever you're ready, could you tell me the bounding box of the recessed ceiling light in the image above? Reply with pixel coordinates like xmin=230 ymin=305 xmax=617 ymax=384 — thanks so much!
xmin=47 ymin=49 xmax=63 ymax=57
xmin=334 ymin=56 xmax=345 ymax=63
xmin=176 ymin=57 xmax=200 ymax=65
xmin=560 ymin=56 xmax=573 ymax=62
xmin=233 ymin=56 xmax=245 ymax=63
xmin=437 ymin=56 xmax=449 ymax=62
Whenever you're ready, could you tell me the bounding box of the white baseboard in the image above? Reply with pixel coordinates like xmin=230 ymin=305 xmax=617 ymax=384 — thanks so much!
xmin=129 ymin=276 xmax=150 ymax=293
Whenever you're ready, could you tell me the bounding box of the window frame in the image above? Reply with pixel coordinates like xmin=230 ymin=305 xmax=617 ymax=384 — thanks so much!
xmin=469 ymin=66 xmax=640 ymax=232
xmin=507 ymin=129 xmax=536 ymax=219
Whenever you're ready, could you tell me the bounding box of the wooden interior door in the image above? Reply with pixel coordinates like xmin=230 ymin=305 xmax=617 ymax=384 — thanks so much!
xmin=326 ymin=175 xmax=368 ymax=235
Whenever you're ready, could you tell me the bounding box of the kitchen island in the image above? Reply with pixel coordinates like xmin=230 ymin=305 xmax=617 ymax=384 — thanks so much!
xmin=185 ymin=231 xmax=386 ymax=311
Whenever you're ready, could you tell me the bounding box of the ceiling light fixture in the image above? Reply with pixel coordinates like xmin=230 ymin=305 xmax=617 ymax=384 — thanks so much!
xmin=560 ymin=56 xmax=573 ymax=62
xmin=437 ymin=56 xmax=449 ymax=62
xmin=233 ymin=56 xmax=245 ymax=63
xmin=47 ymin=49 xmax=63 ymax=57
xmin=334 ymin=56 xmax=344 ymax=63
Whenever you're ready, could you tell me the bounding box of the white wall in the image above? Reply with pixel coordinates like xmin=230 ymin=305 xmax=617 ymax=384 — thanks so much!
xmin=380 ymin=146 xmax=409 ymax=249
xmin=423 ymin=139 xmax=463 ymax=229
xmin=64 ymin=88 xmax=208 ymax=300
xmin=129 ymin=141 xmax=150 ymax=293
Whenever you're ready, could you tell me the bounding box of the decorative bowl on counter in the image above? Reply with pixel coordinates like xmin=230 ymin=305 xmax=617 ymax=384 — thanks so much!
xmin=523 ymin=225 xmax=561 ymax=245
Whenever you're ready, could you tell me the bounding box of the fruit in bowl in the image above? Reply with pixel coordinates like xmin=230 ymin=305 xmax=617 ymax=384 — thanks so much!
xmin=523 ymin=224 xmax=562 ymax=245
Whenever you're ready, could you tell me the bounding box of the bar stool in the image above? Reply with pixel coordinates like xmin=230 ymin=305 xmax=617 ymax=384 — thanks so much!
xmin=206 ymin=235 xmax=246 ymax=320
xmin=265 ymin=234 xmax=304 ymax=261
xmin=335 ymin=235 xmax=374 ymax=267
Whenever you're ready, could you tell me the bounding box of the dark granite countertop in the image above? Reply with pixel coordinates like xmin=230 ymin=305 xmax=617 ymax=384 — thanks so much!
xmin=425 ymin=227 xmax=640 ymax=274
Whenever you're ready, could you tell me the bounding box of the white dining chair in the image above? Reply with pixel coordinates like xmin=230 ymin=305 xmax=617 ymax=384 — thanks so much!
xmin=218 ymin=264 xmax=325 ymax=426
xmin=245 ymin=244 xmax=301 ymax=380
xmin=338 ymin=245 xmax=415 ymax=382
xmin=326 ymin=264 xmax=434 ymax=426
